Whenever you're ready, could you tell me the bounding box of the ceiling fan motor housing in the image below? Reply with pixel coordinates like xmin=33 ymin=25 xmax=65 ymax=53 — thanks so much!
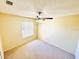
xmin=37 ymin=16 xmax=41 ymax=20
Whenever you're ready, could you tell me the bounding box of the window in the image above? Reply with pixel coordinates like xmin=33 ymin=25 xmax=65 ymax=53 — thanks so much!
xmin=21 ymin=22 xmax=34 ymax=38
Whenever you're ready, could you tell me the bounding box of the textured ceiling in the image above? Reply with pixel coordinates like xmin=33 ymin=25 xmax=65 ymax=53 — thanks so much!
xmin=0 ymin=0 xmax=79 ymax=17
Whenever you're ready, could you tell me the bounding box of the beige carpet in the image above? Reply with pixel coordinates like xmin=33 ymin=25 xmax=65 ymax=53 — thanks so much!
xmin=5 ymin=40 xmax=75 ymax=59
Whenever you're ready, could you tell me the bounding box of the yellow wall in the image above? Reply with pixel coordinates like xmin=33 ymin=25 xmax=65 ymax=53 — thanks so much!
xmin=55 ymin=14 xmax=79 ymax=29
xmin=39 ymin=14 xmax=79 ymax=54
xmin=0 ymin=13 xmax=38 ymax=51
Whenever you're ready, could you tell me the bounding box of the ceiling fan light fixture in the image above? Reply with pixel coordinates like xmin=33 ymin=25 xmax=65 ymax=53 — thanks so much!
xmin=36 ymin=20 xmax=43 ymax=23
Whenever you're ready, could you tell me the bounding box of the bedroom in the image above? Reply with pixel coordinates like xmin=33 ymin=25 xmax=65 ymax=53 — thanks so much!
xmin=0 ymin=0 xmax=79 ymax=59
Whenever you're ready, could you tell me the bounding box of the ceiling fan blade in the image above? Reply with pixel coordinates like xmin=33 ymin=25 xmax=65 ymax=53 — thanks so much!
xmin=25 ymin=16 xmax=36 ymax=19
xmin=42 ymin=17 xmax=53 ymax=20
xmin=44 ymin=18 xmax=53 ymax=19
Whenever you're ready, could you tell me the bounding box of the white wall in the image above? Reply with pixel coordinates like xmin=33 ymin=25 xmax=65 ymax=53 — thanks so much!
xmin=75 ymin=40 xmax=79 ymax=59
xmin=39 ymin=20 xmax=79 ymax=54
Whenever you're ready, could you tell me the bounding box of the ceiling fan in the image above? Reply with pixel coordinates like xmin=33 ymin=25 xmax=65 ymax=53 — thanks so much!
xmin=35 ymin=11 xmax=53 ymax=21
